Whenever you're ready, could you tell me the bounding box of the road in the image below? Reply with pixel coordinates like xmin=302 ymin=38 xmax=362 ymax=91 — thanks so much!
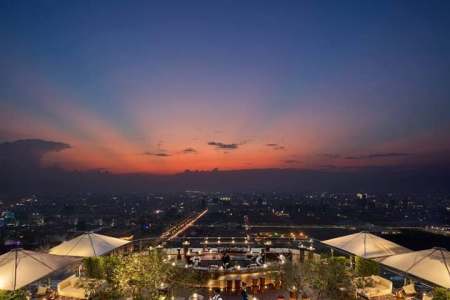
xmin=160 ymin=209 xmax=208 ymax=242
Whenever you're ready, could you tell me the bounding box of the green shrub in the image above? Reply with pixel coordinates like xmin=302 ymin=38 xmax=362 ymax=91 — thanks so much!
xmin=330 ymin=256 xmax=347 ymax=266
xmin=0 ymin=290 xmax=27 ymax=300
xmin=355 ymin=256 xmax=379 ymax=277
xmin=83 ymin=257 xmax=104 ymax=279
xmin=101 ymin=256 xmax=120 ymax=283
xmin=433 ymin=287 xmax=450 ymax=300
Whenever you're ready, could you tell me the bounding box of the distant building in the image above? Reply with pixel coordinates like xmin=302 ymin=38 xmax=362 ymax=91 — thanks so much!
xmin=219 ymin=196 xmax=231 ymax=203
xmin=1 ymin=211 xmax=16 ymax=226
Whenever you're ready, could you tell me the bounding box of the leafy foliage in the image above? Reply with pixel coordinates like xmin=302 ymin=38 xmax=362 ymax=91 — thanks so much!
xmin=307 ymin=256 xmax=354 ymax=300
xmin=433 ymin=287 xmax=450 ymax=300
xmin=0 ymin=290 xmax=28 ymax=300
xmin=101 ymin=256 xmax=121 ymax=283
xmin=281 ymin=255 xmax=354 ymax=300
xmin=83 ymin=257 xmax=104 ymax=279
xmin=82 ymin=256 xmax=121 ymax=282
xmin=80 ymin=249 xmax=210 ymax=299
xmin=281 ymin=260 xmax=313 ymax=292
xmin=355 ymin=256 xmax=379 ymax=277
xmin=112 ymin=250 xmax=173 ymax=299
xmin=88 ymin=287 xmax=122 ymax=300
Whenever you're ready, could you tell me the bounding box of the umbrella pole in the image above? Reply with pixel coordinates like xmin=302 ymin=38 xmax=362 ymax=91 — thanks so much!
xmin=13 ymin=248 xmax=18 ymax=290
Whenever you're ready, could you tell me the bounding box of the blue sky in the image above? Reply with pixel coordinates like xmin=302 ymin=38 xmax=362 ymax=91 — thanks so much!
xmin=1 ymin=0 xmax=449 ymax=173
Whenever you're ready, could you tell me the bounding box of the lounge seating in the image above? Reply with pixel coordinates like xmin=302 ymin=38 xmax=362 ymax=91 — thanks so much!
xmin=422 ymin=293 xmax=433 ymax=300
xmin=57 ymin=274 xmax=89 ymax=299
xmin=36 ymin=285 xmax=48 ymax=296
xmin=57 ymin=274 xmax=105 ymax=299
xmin=401 ymin=283 xmax=417 ymax=299
xmin=354 ymin=275 xmax=393 ymax=299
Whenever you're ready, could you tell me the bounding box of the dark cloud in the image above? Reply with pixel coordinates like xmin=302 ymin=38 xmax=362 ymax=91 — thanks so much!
xmin=344 ymin=153 xmax=410 ymax=160
xmin=182 ymin=147 xmax=197 ymax=154
xmin=0 ymin=139 xmax=70 ymax=152
xmin=266 ymin=143 xmax=285 ymax=150
xmin=208 ymin=141 xmax=239 ymax=150
xmin=318 ymin=153 xmax=341 ymax=159
xmin=0 ymin=139 xmax=70 ymax=166
xmin=0 ymin=139 xmax=71 ymax=190
xmin=145 ymin=147 xmax=198 ymax=156
xmin=143 ymin=152 xmax=171 ymax=157
xmin=283 ymin=159 xmax=301 ymax=164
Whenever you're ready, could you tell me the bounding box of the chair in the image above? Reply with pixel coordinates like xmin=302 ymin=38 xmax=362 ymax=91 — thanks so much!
xmin=354 ymin=275 xmax=393 ymax=299
xmin=401 ymin=283 xmax=417 ymax=299
xmin=57 ymin=275 xmax=88 ymax=299
xmin=36 ymin=285 xmax=48 ymax=297
xmin=422 ymin=293 xmax=433 ymax=300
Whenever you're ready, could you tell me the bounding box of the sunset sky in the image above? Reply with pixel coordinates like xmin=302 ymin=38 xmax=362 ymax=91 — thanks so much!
xmin=1 ymin=1 xmax=450 ymax=174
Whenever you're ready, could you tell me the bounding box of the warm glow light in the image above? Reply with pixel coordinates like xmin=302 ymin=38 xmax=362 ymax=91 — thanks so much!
xmin=0 ymin=276 xmax=6 ymax=290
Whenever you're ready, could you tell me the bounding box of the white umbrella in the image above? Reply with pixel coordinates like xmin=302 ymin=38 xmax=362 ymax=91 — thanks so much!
xmin=377 ymin=247 xmax=450 ymax=289
xmin=0 ymin=249 xmax=80 ymax=291
xmin=49 ymin=232 xmax=130 ymax=257
xmin=322 ymin=232 xmax=411 ymax=259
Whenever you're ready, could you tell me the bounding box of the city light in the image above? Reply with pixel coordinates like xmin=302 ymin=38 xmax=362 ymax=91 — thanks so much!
xmin=1 ymin=2 xmax=448 ymax=298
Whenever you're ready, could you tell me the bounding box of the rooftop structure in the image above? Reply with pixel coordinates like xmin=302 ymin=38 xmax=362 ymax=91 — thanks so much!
xmin=49 ymin=232 xmax=130 ymax=257
xmin=322 ymin=231 xmax=411 ymax=259
xmin=0 ymin=249 xmax=80 ymax=290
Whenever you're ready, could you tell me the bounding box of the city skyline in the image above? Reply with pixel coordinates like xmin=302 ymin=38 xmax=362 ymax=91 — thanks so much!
xmin=1 ymin=1 xmax=450 ymax=174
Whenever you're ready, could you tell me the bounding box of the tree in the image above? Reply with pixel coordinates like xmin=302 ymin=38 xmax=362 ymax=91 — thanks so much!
xmin=112 ymin=250 xmax=174 ymax=299
xmin=83 ymin=257 xmax=104 ymax=279
xmin=101 ymin=256 xmax=120 ymax=283
xmin=82 ymin=256 xmax=120 ymax=283
xmin=301 ymin=256 xmax=355 ymax=300
xmin=0 ymin=290 xmax=28 ymax=300
xmin=355 ymin=257 xmax=379 ymax=277
xmin=281 ymin=260 xmax=313 ymax=295
xmin=80 ymin=249 xmax=210 ymax=299
xmin=321 ymin=257 xmax=354 ymax=300
xmin=432 ymin=287 xmax=450 ymax=300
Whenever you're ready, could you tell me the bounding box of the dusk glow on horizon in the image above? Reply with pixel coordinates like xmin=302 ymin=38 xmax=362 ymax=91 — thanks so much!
xmin=1 ymin=1 xmax=450 ymax=174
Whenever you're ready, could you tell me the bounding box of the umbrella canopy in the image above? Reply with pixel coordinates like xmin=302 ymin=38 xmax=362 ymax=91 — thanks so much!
xmin=377 ymin=248 xmax=450 ymax=289
xmin=322 ymin=232 xmax=411 ymax=259
xmin=0 ymin=249 xmax=80 ymax=290
xmin=49 ymin=232 xmax=130 ymax=257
